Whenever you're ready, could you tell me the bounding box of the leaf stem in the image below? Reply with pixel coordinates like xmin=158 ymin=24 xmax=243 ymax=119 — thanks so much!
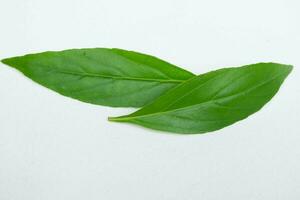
xmin=108 ymin=116 xmax=127 ymax=122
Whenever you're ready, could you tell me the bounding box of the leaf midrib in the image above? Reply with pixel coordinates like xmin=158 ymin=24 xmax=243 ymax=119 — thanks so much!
xmin=54 ymin=69 xmax=185 ymax=83
xmin=112 ymin=71 xmax=286 ymax=121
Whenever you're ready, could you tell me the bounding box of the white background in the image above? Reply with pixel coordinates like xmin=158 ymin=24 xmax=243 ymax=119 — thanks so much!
xmin=0 ymin=0 xmax=299 ymax=199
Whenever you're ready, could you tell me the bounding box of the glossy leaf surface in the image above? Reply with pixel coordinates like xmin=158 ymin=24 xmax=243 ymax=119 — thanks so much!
xmin=2 ymin=48 xmax=195 ymax=107
xmin=109 ymin=63 xmax=292 ymax=134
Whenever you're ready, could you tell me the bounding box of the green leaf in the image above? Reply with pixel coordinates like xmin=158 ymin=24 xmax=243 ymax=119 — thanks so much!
xmin=1 ymin=48 xmax=195 ymax=107
xmin=109 ymin=63 xmax=292 ymax=134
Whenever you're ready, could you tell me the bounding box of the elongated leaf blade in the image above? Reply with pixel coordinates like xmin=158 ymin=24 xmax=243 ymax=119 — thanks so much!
xmin=109 ymin=63 xmax=292 ymax=134
xmin=1 ymin=48 xmax=195 ymax=107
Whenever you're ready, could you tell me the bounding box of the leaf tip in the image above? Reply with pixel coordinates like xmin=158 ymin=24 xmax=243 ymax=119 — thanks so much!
xmin=1 ymin=57 xmax=20 ymax=68
xmin=286 ymin=64 xmax=293 ymax=72
xmin=1 ymin=58 xmax=10 ymax=65
xmin=281 ymin=64 xmax=293 ymax=77
xmin=1 ymin=56 xmax=27 ymax=71
xmin=267 ymin=62 xmax=293 ymax=76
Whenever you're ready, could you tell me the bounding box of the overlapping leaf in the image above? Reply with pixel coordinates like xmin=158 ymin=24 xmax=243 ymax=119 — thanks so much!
xmin=109 ymin=63 xmax=292 ymax=134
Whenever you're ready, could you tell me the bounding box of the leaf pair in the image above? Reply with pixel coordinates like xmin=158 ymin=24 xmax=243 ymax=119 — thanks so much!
xmin=1 ymin=48 xmax=292 ymax=134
